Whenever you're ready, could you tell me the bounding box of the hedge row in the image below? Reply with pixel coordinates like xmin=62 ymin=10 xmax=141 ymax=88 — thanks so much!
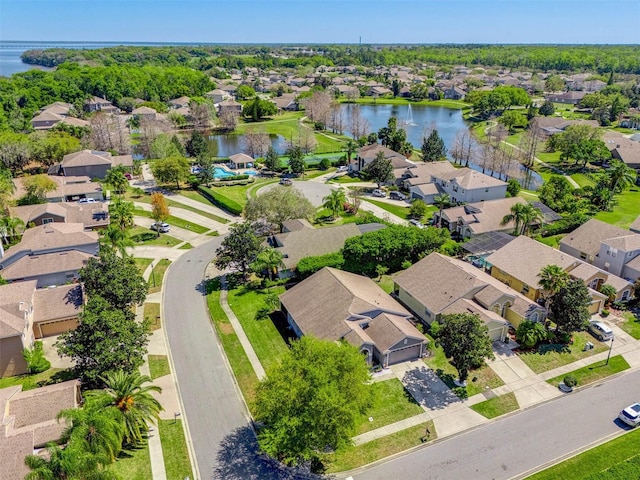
xmin=296 ymin=252 xmax=345 ymax=279
xmin=218 ymin=174 xmax=251 ymax=182
xmin=198 ymin=186 xmax=244 ymax=216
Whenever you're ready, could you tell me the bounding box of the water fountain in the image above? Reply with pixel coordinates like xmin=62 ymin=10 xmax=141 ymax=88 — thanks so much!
xmin=406 ymin=104 xmax=416 ymax=126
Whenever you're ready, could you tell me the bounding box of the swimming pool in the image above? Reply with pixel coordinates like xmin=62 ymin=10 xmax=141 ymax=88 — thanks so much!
xmin=213 ymin=167 xmax=258 ymax=178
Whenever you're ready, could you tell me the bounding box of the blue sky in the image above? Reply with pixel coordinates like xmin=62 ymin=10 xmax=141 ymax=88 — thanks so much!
xmin=1 ymin=0 xmax=639 ymax=44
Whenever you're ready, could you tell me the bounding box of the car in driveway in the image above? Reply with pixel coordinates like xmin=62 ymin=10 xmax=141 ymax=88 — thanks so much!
xmin=150 ymin=222 xmax=170 ymax=233
xmin=619 ymin=403 xmax=640 ymax=427
xmin=78 ymin=198 xmax=97 ymax=204
xmin=390 ymin=191 xmax=407 ymax=201
xmin=409 ymin=219 xmax=425 ymax=228
xmin=588 ymin=321 xmax=614 ymax=341
xmin=371 ymin=189 xmax=386 ymax=197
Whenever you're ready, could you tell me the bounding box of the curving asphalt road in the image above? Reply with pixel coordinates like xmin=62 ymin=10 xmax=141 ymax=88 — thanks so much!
xmin=163 ymin=237 xmax=323 ymax=480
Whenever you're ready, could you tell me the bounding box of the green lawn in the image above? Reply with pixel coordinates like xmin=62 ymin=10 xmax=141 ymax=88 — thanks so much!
xmin=227 ymin=285 xmax=289 ymax=373
xmin=346 ymin=97 xmax=469 ymax=110
xmin=545 ymin=355 xmax=630 ymax=388
xmin=133 ymin=257 xmax=153 ymax=274
xmin=376 ymin=275 xmax=395 ymax=294
xmin=595 ymin=187 xmax=640 ymax=228
xmin=158 ymin=420 xmax=193 ymax=480
xmin=126 ymin=189 xmax=229 ymax=224
xmin=0 ymin=368 xmax=74 ymax=391
xmin=535 ymin=234 xmax=566 ymax=249
xmin=327 ymin=421 xmax=435 ymax=473
xmin=130 ymin=226 xmax=183 ymax=247
xmin=363 ymin=198 xmax=411 ymax=220
xmin=148 ymin=355 xmax=170 ymax=380
xmin=518 ymin=331 xmax=609 ymax=374
xmin=148 ymin=259 xmax=172 ymax=294
xmin=133 ymin=208 xmax=209 ymax=234
xmin=423 ymin=334 xmax=503 ymax=397
xmin=329 ymin=174 xmax=365 ymax=184
xmin=143 ymin=303 xmax=161 ymax=331
xmin=620 ymin=311 xmax=640 ymax=339
xmin=206 ymin=279 xmax=260 ymax=406
xmin=470 ymin=392 xmax=519 ymax=419
xmin=178 ymin=242 xmax=193 ymax=249
xmin=108 ymin=444 xmax=152 ymax=480
xmin=527 ymin=425 xmax=640 ymax=480
xmin=355 ymin=379 xmax=424 ymax=435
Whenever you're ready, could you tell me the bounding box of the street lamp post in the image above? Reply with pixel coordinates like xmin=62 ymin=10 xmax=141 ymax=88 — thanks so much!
xmin=606 ymin=336 xmax=615 ymax=365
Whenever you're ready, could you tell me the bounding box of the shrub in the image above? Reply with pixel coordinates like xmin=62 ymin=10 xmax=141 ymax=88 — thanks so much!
xmin=563 ymin=374 xmax=578 ymax=388
xmin=296 ymin=252 xmax=345 ymax=279
xmin=516 ymin=320 xmax=549 ymax=349
xmin=22 ymin=341 xmax=51 ymax=374
xmin=219 ymin=174 xmax=250 ymax=182
xmin=318 ymin=158 xmax=332 ymax=170
xmin=198 ymin=185 xmax=244 ymax=215
xmin=401 ymin=260 xmax=412 ymax=270
xmin=601 ymin=309 xmax=610 ymax=317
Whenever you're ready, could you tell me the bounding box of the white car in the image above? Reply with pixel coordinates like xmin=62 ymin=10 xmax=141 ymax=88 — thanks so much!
xmin=409 ymin=219 xmax=425 ymax=229
xmin=150 ymin=222 xmax=170 ymax=233
xmin=619 ymin=403 xmax=640 ymax=427
xmin=78 ymin=198 xmax=97 ymax=204
xmin=588 ymin=321 xmax=614 ymax=341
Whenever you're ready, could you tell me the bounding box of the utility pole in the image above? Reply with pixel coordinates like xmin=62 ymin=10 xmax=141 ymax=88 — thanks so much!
xmin=606 ymin=336 xmax=615 ymax=365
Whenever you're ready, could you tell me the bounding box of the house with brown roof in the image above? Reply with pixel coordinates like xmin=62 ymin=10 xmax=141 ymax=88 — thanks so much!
xmin=545 ymin=91 xmax=587 ymax=105
xmin=0 ymin=223 xmax=98 ymax=287
xmin=560 ymin=218 xmax=640 ymax=281
xmin=61 ymin=149 xmax=133 ymax=179
xmin=132 ymin=106 xmax=157 ymax=120
xmin=0 ymin=380 xmax=81 ymax=480
xmin=394 ymin=252 xmax=545 ymax=337
xmin=0 ymin=281 xmax=83 ymax=377
xmin=431 ymin=168 xmax=508 ymax=204
xmin=485 ymin=235 xmax=633 ymax=314
xmin=433 ymin=197 xmax=528 ymax=239
xmin=168 ymin=96 xmax=191 ymax=109
xmin=84 ymin=95 xmax=118 ymax=113
xmin=9 ymin=202 xmax=109 ymax=230
xmin=217 ymin=98 xmax=243 ymax=115
xmin=280 ymin=267 xmax=427 ymax=367
xmin=13 ymin=176 xmax=103 ymax=203
xmin=272 ymin=221 xmax=384 ymax=276
xmin=350 ymin=144 xmax=413 ymax=174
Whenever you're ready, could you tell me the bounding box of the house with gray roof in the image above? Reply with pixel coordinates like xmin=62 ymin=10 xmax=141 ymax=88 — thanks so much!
xmin=394 ymin=252 xmax=545 ymax=337
xmin=432 ymin=168 xmax=507 ymax=204
xmin=350 ymin=144 xmax=413 ymax=174
xmin=280 ymin=267 xmax=427 ymax=367
xmin=0 ymin=380 xmax=81 ymax=480
xmin=13 ymin=175 xmax=103 ymax=203
xmin=61 ymin=150 xmax=133 ymax=179
xmin=9 ymin=202 xmax=109 ymax=230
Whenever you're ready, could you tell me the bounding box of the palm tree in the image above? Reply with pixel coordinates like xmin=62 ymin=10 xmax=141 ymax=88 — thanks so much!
xmin=501 ymin=203 xmax=543 ymax=236
xmin=433 ymin=193 xmax=451 ymax=228
xmin=57 ymin=405 xmax=124 ymax=461
xmin=24 ymin=443 xmax=113 ymax=480
xmin=104 ymin=168 xmax=129 ymax=195
xmin=100 ymin=225 xmax=134 ymax=257
xmin=322 ymin=189 xmax=347 ymax=219
xmin=608 ymin=160 xmax=636 ymax=193
xmin=0 ymin=215 xmax=25 ymax=245
xmin=86 ymin=370 xmax=163 ymax=447
xmin=344 ymin=139 xmax=357 ymax=165
xmin=250 ymin=248 xmax=285 ymax=281
xmin=538 ymin=264 xmax=570 ymax=311
xmin=108 ymin=198 xmax=135 ymax=231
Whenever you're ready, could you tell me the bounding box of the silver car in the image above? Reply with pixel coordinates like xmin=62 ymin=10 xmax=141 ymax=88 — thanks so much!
xmin=150 ymin=222 xmax=170 ymax=233
xmin=588 ymin=321 xmax=614 ymax=341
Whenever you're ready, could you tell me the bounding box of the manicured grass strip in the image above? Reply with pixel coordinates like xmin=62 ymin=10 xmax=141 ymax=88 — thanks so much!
xmin=595 ymin=188 xmax=640 ymax=228
xmin=108 ymin=443 xmax=152 ymax=480
xmin=133 ymin=257 xmax=153 ymax=274
xmin=527 ymin=424 xmax=640 ymax=480
xmin=178 ymin=242 xmax=193 ymax=249
xmin=327 ymin=421 xmax=436 ymax=473
xmin=198 ymin=186 xmax=244 ymax=215
xmin=519 ymin=332 xmax=608 ymax=374
xmin=130 ymin=226 xmax=183 ymax=247
xmin=0 ymin=368 xmax=72 ymax=391
xmin=355 ymin=379 xmax=424 ymax=435
xmin=470 ymin=392 xmax=519 ymax=419
xmin=126 ymin=188 xmax=230 ymax=224
xmin=133 ymin=208 xmax=209 ymax=233
xmin=158 ymin=420 xmax=193 ymax=480
xmin=148 ymin=355 xmax=170 ymax=380
xmin=363 ymin=198 xmax=411 ymax=220
xmin=621 ymin=311 xmax=640 ymax=340
xmin=227 ymin=286 xmax=289 ymax=373
xmin=546 ymin=355 xmax=630 ymax=388
xmin=207 ymin=231 xmax=220 ymax=236
xmin=206 ymin=279 xmax=260 ymax=406
xmin=143 ymin=303 xmax=161 ymax=331
xmin=148 ymin=259 xmax=172 ymax=294
xmin=329 ymin=175 xmax=366 ymax=184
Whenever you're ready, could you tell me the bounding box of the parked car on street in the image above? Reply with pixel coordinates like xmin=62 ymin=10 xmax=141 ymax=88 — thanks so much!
xmin=588 ymin=321 xmax=614 ymax=341
xmin=150 ymin=222 xmax=170 ymax=233
xmin=371 ymin=189 xmax=386 ymax=197
xmin=619 ymin=403 xmax=640 ymax=427
xmin=279 ymin=178 xmax=293 ymax=186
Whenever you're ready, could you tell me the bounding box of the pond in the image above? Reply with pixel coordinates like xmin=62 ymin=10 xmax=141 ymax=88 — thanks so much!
xmin=205 ymin=133 xmax=287 ymax=158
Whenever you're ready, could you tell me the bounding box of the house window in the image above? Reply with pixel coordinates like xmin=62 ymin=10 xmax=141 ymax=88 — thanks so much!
xmin=623 ymin=290 xmax=630 ymax=300
xmin=453 ymin=186 xmax=458 ymax=192
xmin=607 ymin=248 xmax=618 ymax=257
xmin=580 ymin=252 xmax=588 ymax=260
xmin=42 ymin=218 xmax=54 ymax=224
xmin=521 ymin=284 xmax=530 ymax=294
xmin=485 ymin=188 xmax=489 ymax=192
xmin=628 ymin=252 xmax=633 ymax=258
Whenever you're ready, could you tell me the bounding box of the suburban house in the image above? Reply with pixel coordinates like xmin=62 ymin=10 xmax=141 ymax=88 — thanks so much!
xmin=204 ymin=89 xmax=228 ymax=104
xmin=228 ymin=153 xmax=254 ymax=170
xmin=430 ymin=168 xmax=507 ymax=204
xmin=84 ymin=96 xmax=118 ymax=113
xmin=545 ymin=91 xmax=587 ymax=105
xmin=271 ymin=219 xmax=384 ymax=277
xmin=13 ymin=175 xmax=103 ymax=203
xmin=279 ymin=267 xmax=427 ymax=367
xmin=10 ymin=202 xmax=109 ymax=230
xmin=433 ymin=197 xmax=528 ymax=239
xmin=394 ymin=252 xmax=545 ymax=337
xmin=401 ymin=160 xmax=456 ymax=197
xmin=217 ymin=98 xmax=243 ymax=115
xmin=560 ymin=218 xmax=640 ymax=281
xmin=443 ymin=86 xmax=466 ymax=100
xmin=131 ymin=106 xmax=157 ymax=120
xmin=60 ymin=150 xmax=133 ymax=179
xmin=0 ymin=281 xmax=83 ymax=377
xmin=485 ymin=235 xmax=633 ymax=314
xmin=271 ymin=93 xmax=298 ymax=112
xmin=0 ymin=380 xmax=81 ymax=480
xmin=602 ymin=131 xmax=640 ymax=169
xmin=168 ymin=96 xmax=190 ymax=109
xmin=531 ymin=117 xmax=600 ymax=137
xmin=0 ymin=223 xmax=98 ymax=287
xmin=350 ymin=144 xmax=413 ymax=174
